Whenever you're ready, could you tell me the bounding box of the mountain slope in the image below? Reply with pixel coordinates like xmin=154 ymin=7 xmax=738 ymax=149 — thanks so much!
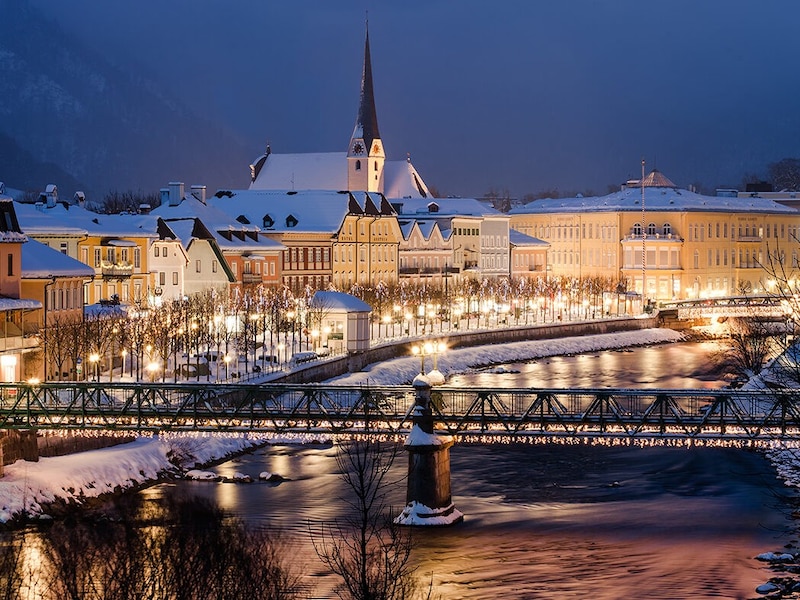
xmin=0 ymin=0 xmax=253 ymax=198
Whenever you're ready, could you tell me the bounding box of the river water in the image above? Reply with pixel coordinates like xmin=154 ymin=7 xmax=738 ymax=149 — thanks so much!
xmin=146 ymin=341 xmax=795 ymax=599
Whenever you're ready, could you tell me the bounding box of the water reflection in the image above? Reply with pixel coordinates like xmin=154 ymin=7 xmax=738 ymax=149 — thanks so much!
xmin=449 ymin=341 xmax=728 ymax=389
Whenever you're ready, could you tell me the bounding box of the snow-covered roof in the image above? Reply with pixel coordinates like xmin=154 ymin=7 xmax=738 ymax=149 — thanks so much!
xmin=383 ymin=159 xmax=431 ymax=199
xmin=248 ymin=151 xmax=432 ymax=199
xmin=393 ymin=197 xmax=502 ymax=217
xmin=250 ymin=152 xmax=348 ymax=191
xmin=208 ymin=190 xmax=354 ymax=234
xmin=21 ymin=239 xmax=95 ymax=279
xmin=510 ymin=181 xmax=798 ymax=216
xmin=0 ymin=298 xmax=41 ymax=311
xmin=311 ymin=291 xmax=371 ymax=313
xmin=15 ymin=202 xmax=160 ymax=238
xmin=509 ymin=229 xmax=549 ymax=247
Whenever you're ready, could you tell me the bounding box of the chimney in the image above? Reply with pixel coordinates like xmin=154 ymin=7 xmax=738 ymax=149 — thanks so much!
xmin=45 ymin=183 xmax=58 ymax=208
xmin=74 ymin=191 xmax=86 ymax=208
xmin=168 ymin=182 xmax=184 ymax=207
xmin=190 ymin=184 xmax=207 ymax=205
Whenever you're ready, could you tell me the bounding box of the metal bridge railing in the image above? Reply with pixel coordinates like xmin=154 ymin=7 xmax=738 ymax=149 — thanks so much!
xmin=1 ymin=382 xmax=800 ymax=443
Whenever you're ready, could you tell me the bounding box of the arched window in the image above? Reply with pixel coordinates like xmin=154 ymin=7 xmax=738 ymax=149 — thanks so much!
xmin=647 ymin=222 xmax=657 ymax=235
xmin=355 ymin=160 xmax=361 ymax=171
xmin=663 ymin=223 xmax=672 ymax=235
xmin=633 ymin=222 xmax=642 ymax=236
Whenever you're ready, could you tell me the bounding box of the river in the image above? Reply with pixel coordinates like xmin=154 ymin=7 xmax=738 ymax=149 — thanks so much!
xmin=146 ymin=341 xmax=794 ymax=599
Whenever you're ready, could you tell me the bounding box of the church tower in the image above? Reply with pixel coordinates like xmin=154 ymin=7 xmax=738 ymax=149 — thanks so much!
xmin=347 ymin=26 xmax=385 ymax=193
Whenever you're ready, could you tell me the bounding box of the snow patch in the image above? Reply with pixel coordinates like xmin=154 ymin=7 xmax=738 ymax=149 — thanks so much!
xmin=394 ymin=501 xmax=464 ymax=526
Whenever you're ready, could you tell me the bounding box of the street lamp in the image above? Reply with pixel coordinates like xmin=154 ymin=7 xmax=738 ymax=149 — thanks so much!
xmin=89 ymin=353 xmax=100 ymax=382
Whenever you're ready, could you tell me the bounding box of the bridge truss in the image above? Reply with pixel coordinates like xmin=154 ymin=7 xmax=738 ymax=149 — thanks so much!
xmin=3 ymin=383 xmax=800 ymax=445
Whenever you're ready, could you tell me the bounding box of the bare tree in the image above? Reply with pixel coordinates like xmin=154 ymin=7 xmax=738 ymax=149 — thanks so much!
xmin=311 ymin=439 xmax=419 ymax=600
xmin=769 ymin=158 xmax=800 ymax=192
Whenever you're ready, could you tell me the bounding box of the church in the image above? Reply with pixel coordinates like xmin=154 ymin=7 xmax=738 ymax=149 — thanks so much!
xmin=248 ymin=29 xmax=432 ymax=200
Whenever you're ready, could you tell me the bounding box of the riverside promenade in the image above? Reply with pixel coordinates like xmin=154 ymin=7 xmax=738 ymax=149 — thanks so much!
xmin=276 ymin=315 xmax=660 ymax=384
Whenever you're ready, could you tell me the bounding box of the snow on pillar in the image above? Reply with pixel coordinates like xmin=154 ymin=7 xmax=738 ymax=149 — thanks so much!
xmin=395 ymin=376 xmax=463 ymax=526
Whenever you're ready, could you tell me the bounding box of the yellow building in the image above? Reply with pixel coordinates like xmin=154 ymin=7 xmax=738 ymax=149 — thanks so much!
xmin=509 ymin=170 xmax=800 ymax=301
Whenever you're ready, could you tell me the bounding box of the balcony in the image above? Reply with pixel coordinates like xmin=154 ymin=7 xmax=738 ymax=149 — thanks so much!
xmin=101 ymin=261 xmax=133 ymax=280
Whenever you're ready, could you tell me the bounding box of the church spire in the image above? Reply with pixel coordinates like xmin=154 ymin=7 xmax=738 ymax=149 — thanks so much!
xmin=352 ymin=26 xmax=381 ymax=150
xmin=348 ymin=21 xmax=385 ymax=193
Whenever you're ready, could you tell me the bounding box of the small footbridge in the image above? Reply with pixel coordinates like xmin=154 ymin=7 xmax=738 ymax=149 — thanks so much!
xmin=3 ymin=382 xmax=800 ymax=445
xmin=661 ymin=295 xmax=788 ymax=322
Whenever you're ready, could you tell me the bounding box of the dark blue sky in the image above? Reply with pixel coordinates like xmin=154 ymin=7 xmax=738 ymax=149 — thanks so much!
xmin=33 ymin=0 xmax=800 ymax=198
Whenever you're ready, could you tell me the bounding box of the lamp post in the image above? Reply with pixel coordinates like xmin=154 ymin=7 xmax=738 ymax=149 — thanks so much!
xmin=89 ymin=353 xmax=99 ymax=382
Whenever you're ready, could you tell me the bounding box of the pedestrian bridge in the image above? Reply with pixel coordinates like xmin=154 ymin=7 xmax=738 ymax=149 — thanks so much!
xmin=3 ymin=382 xmax=800 ymax=445
xmin=661 ymin=295 xmax=788 ymax=321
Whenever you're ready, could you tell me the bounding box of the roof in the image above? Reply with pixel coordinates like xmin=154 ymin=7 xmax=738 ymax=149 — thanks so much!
xmin=21 ymin=239 xmax=95 ymax=279
xmin=248 ymin=151 xmax=432 ymax=199
xmin=509 ymin=229 xmax=549 ymax=247
xmin=0 ymin=298 xmax=41 ymax=311
xmin=311 ymin=291 xmax=372 ymax=313
xmin=15 ymin=202 xmax=160 ymax=238
xmin=640 ymin=169 xmax=676 ymax=188
xmin=393 ymin=197 xmax=503 ymax=217
xmin=207 ymin=189 xmax=354 ymax=234
xmin=510 ymin=181 xmax=798 ymax=216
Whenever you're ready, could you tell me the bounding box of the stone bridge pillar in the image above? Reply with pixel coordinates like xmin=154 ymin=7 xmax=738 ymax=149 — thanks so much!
xmin=395 ymin=376 xmax=463 ymax=526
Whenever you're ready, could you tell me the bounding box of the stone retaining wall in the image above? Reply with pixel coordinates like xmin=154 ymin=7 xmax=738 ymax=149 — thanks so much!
xmin=279 ymin=316 xmax=660 ymax=383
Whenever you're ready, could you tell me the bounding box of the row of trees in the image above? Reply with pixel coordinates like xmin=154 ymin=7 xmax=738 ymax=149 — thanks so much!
xmin=39 ymin=274 xmax=629 ymax=382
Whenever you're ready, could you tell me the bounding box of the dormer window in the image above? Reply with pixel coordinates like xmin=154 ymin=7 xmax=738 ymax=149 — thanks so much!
xmin=633 ymin=222 xmax=642 ymax=236
xmin=286 ymin=214 xmax=298 ymax=228
xmin=663 ymin=222 xmax=672 ymax=235
xmin=262 ymin=214 xmax=274 ymax=228
xmin=236 ymin=215 xmax=250 ymax=225
xmin=647 ymin=223 xmax=656 ymax=235
xmin=427 ymin=202 xmax=439 ymax=213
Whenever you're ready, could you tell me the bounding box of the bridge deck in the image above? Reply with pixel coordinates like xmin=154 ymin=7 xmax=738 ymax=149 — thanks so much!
xmin=2 ymin=382 xmax=800 ymax=444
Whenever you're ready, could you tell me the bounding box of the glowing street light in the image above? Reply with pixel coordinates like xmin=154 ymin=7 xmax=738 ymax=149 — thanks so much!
xmin=89 ymin=353 xmax=100 ymax=382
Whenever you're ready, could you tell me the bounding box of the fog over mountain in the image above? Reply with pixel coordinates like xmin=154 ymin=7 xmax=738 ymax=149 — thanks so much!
xmin=0 ymin=0 xmax=252 ymax=199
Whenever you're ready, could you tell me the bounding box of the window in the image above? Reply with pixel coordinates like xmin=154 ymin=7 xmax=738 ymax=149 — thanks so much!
xmin=355 ymin=160 xmax=361 ymax=171
xmin=134 ymin=248 xmax=141 ymax=268
xmin=173 ymin=272 xmax=178 ymax=285
xmin=154 ymin=246 xmax=160 ymax=257
xmin=663 ymin=223 xmax=672 ymax=235
xmin=121 ymin=249 xmax=128 ymax=263
xmin=6 ymin=253 xmax=12 ymax=276
xmin=633 ymin=223 xmax=642 ymax=236
xmin=212 ymin=260 xmax=218 ymax=273
xmin=106 ymin=248 xmax=115 ymax=263
xmin=647 ymin=223 xmax=656 ymax=235
xmin=159 ymin=272 xmax=166 ymax=286
xmin=196 ymin=260 xmax=201 ymax=273
xmin=94 ymin=248 xmax=101 ymax=268
xmin=60 ymin=242 xmax=68 ymax=255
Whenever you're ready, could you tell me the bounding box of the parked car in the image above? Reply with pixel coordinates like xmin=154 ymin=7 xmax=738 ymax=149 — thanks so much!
xmin=289 ymin=351 xmax=318 ymax=366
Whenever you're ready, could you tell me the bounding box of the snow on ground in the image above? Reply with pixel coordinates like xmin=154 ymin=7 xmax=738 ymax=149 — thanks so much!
xmin=0 ymin=328 xmax=685 ymax=523
xmin=328 ymin=328 xmax=685 ymax=386
xmin=0 ymin=432 xmax=320 ymax=523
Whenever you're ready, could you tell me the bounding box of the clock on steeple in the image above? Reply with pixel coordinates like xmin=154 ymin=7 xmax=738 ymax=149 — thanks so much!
xmin=352 ymin=142 xmax=364 ymax=155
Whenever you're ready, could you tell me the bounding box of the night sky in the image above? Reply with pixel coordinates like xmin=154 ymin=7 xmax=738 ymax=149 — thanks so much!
xmin=31 ymin=0 xmax=800 ymax=198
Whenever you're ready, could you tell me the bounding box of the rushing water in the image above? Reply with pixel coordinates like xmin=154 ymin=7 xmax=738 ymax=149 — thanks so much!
xmin=146 ymin=341 xmax=795 ymax=599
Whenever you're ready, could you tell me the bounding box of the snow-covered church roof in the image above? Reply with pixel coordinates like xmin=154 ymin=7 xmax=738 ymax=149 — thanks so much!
xmin=311 ymin=291 xmax=371 ymax=313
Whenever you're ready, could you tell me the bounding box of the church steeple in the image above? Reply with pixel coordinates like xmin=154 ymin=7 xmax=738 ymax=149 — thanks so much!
xmin=348 ymin=23 xmax=385 ymax=193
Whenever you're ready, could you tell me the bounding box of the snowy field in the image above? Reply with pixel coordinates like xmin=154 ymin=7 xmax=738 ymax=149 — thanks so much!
xmin=6 ymin=326 xmax=799 ymax=525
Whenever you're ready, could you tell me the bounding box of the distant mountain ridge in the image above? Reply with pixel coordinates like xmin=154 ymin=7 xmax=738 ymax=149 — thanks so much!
xmin=0 ymin=0 xmax=253 ymax=199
